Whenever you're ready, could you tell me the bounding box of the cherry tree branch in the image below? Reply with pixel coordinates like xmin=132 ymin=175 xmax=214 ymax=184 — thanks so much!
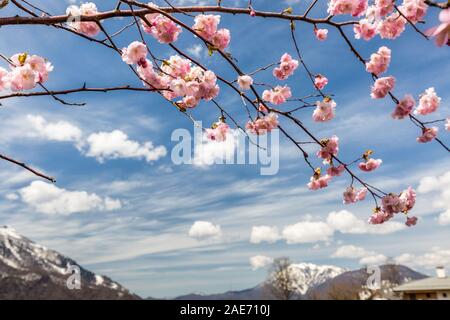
xmin=0 ymin=153 xmax=56 ymax=183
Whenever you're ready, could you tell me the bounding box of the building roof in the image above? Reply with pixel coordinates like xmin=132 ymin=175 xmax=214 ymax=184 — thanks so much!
xmin=394 ymin=277 xmax=450 ymax=292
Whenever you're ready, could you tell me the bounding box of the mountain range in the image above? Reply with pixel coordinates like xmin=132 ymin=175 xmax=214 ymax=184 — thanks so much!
xmin=0 ymin=226 xmax=428 ymax=300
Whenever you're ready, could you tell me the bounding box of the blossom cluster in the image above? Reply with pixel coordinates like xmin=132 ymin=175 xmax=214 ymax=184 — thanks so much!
xmin=369 ymin=187 xmax=417 ymax=226
xmin=121 ymin=42 xmax=219 ymax=109
xmin=142 ymin=11 xmax=182 ymax=44
xmin=262 ymin=86 xmax=292 ymax=105
xmin=193 ymin=14 xmax=231 ymax=50
xmin=0 ymin=53 xmax=53 ymax=92
xmin=273 ymin=53 xmax=299 ymax=80
xmin=246 ymin=112 xmax=279 ymax=135
xmin=66 ymin=2 xmax=100 ymax=37
xmin=206 ymin=120 xmax=230 ymax=142
xmin=351 ymin=0 xmax=429 ymax=41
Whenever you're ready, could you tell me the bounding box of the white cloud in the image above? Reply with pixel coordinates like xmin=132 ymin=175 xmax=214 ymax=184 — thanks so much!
xmin=327 ymin=210 xmax=405 ymax=235
xmin=359 ymin=254 xmax=387 ymax=265
xmin=193 ymin=132 xmax=238 ymax=166
xmin=188 ymin=221 xmax=221 ymax=240
xmin=250 ymin=226 xmax=280 ymax=244
xmin=396 ymin=247 xmax=450 ymax=269
xmin=249 ymin=255 xmax=273 ymax=270
xmin=186 ymin=44 xmax=203 ymax=58
xmin=85 ymin=130 xmax=167 ymax=163
xmin=332 ymin=245 xmax=373 ymax=259
xmin=418 ymin=171 xmax=450 ymax=225
xmin=19 ymin=181 xmax=122 ymax=215
xmin=282 ymin=221 xmax=333 ymax=244
xmin=27 ymin=115 xmax=82 ymax=142
xmin=5 ymin=193 xmax=19 ymax=201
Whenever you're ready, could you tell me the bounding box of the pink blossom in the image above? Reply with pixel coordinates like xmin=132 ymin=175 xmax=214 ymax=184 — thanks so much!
xmin=250 ymin=9 xmax=256 ymax=17
xmin=193 ymin=14 xmax=221 ymax=41
xmin=137 ymin=60 xmax=167 ymax=90
xmin=206 ymin=122 xmax=230 ymax=142
xmin=142 ymin=14 xmax=182 ymax=44
xmin=417 ymin=127 xmax=438 ymax=143
xmin=446 ymin=118 xmax=450 ymax=131
xmin=399 ymin=187 xmax=416 ymax=212
xmin=354 ymin=19 xmax=377 ymax=40
xmin=378 ymin=13 xmax=407 ymax=39
xmin=273 ymin=53 xmax=299 ymax=81
xmin=392 ymin=94 xmax=415 ymax=119
xmin=317 ymin=136 xmax=339 ymax=164
xmin=426 ymin=8 xmax=450 ymax=47
xmin=382 ymin=193 xmax=404 ymax=215
xmin=328 ymin=0 xmax=368 ymax=17
xmin=181 ymin=95 xmax=200 ymax=109
xmin=307 ymin=174 xmax=332 ymax=190
xmin=258 ymin=103 xmax=268 ymax=113
xmin=374 ymin=0 xmax=395 ymax=17
xmin=212 ymin=28 xmax=231 ymax=50
xmin=9 ymin=65 xmax=37 ymax=91
xmin=161 ymin=55 xmax=191 ymax=78
xmin=121 ymin=41 xmax=147 ymax=65
xmin=237 ymin=75 xmax=253 ymax=90
xmin=398 ymin=0 xmax=428 ymax=24
xmin=314 ymin=74 xmax=328 ymax=90
xmin=415 ymin=87 xmax=441 ymax=115
xmin=246 ymin=112 xmax=279 ymax=135
xmin=343 ymin=186 xmax=367 ymax=204
xmin=365 ymin=46 xmax=391 ymax=75
xmin=0 ymin=67 xmax=9 ymax=90
xmin=314 ymin=28 xmax=328 ymax=41
xmin=312 ymin=98 xmax=336 ymax=122
xmin=66 ymin=2 xmax=101 ymax=37
xmin=369 ymin=208 xmax=392 ymax=224
xmin=405 ymin=216 xmax=418 ymax=227
xmin=370 ymin=76 xmax=395 ymax=99
xmin=327 ymin=165 xmax=345 ymax=177
xmin=358 ymin=158 xmax=382 ymax=172
xmin=262 ymin=86 xmax=292 ymax=105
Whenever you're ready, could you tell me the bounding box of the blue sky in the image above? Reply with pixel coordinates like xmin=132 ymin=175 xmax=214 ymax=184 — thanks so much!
xmin=0 ymin=0 xmax=449 ymax=297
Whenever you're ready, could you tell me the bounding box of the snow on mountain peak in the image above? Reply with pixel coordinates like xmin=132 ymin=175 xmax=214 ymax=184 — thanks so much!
xmin=288 ymin=262 xmax=347 ymax=294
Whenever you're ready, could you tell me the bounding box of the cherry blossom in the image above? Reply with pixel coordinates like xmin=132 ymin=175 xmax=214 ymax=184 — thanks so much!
xmin=307 ymin=169 xmax=332 ymax=190
xmin=314 ymin=28 xmax=328 ymax=41
xmin=206 ymin=121 xmax=230 ymax=142
xmin=370 ymin=76 xmax=395 ymax=99
xmin=378 ymin=13 xmax=407 ymax=39
xmin=314 ymin=74 xmax=328 ymax=90
xmin=211 ymin=28 xmax=231 ymax=50
xmin=317 ymin=136 xmax=339 ymax=164
xmin=373 ymin=0 xmax=394 ymax=17
xmin=246 ymin=112 xmax=279 ymax=135
xmin=343 ymin=186 xmax=367 ymax=204
xmin=142 ymin=13 xmax=182 ymax=44
xmin=312 ymin=97 xmax=336 ymax=122
xmin=399 ymin=187 xmax=416 ymax=212
xmin=415 ymin=87 xmax=441 ymax=115
xmin=359 ymin=158 xmax=382 ymax=172
xmin=398 ymin=0 xmax=428 ymax=24
xmin=7 ymin=53 xmax=53 ymax=91
xmin=426 ymin=8 xmax=450 ymax=47
xmin=262 ymin=86 xmax=292 ymax=105
xmin=273 ymin=53 xmax=299 ymax=81
xmin=327 ymin=165 xmax=346 ymax=177
xmin=446 ymin=118 xmax=450 ymax=131
xmin=354 ymin=19 xmax=377 ymax=40
xmin=66 ymin=2 xmax=100 ymax=37
xmin=392 ymin=94 xmax=415 ymax=120
xmin=405 ymin=216 xmax=418 ymax=227
xmin=121 ymin=41 xmax=147 ymax=65
xmin=0 ymin=67 xmax=8 ymax=90
xmin=417 ymin=127 xmax=438 ymax=143
xmin=365 ymin=46 xmax=391 ymax=75
xmin=368 ymin=208 xmax=391 ymax=224
xmin=237 ymin=75 xmax=253 ymax=90
xmin=328 ymin=0 xmax=368 ymax=17
xmin=193 ymin=14 xmax=220 ymax=41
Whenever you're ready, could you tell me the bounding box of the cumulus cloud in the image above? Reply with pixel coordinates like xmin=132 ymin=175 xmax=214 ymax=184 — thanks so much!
xmin=188 ymin=221 xmax=221 ymax=240
xmin=418 ymin=171 xmax=450 ymax=225
xmin=332 ymin=245 xmax=373 ymax=259
xmin=186 ymin=44 xmax=203 ymax=58
xmin=396 ymin=247 xmax=450 ymax=269
xmin=27 ymin=114 xmax=82 ymax=142
xmin=359 ymin=254 xmax=387 ymax=265
xmin=19 ymin=181 xmax=122 ymax=215
xmin=250 ymin=226 xmax=280 ymax=244
xmin=85 ymin=130 xmax=167 ymax=163
xmin=249 ymin=255 xmax=273 ymax=270
xmin=5 ymin=193 xmax=19 ymax=201
xmin=282 ymin=221 xmax=333 ymax=244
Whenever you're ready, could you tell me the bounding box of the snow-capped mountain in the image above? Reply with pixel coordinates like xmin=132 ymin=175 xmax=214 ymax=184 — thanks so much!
xmin=288 ymin=263 xmax=347 ymax=294
xmin=0 ymin=226 xmax=139 ymax=299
